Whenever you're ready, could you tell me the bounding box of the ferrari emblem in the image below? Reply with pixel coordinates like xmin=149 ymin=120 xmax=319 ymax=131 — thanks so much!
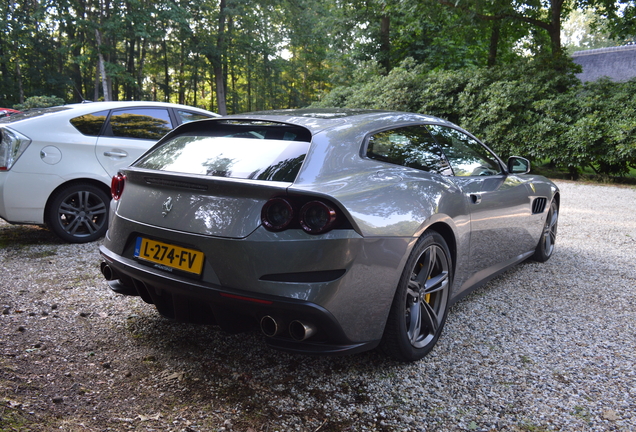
xmin=162 ymin=197 xmax=173 ymax=217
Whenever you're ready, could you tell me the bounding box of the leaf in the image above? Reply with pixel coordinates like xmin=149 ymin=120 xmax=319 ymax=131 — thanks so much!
xmin=603 ymin=410 xmax=619 ymax=421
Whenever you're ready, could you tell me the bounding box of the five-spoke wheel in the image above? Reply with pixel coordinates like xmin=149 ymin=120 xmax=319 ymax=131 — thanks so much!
xmin=47 ymin=183 xmax=110 ymax=243
xmin=381 ymin=230 xmax=452 ymax=362
xmin=532 ymin=199 xmax=558 ymax=262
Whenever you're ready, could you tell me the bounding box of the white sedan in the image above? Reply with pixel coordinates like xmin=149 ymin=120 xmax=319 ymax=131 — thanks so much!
xmin=0 ymin=101 xmax=219 ymax=242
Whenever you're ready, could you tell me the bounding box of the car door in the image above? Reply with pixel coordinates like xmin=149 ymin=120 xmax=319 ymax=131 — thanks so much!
xmin=427 ymin=125 xmax=536 ymax=277
xmin=95 ymin=107 xmax=174 ymax=177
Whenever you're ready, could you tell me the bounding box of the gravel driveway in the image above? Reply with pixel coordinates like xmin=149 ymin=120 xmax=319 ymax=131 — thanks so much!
xmin=1 ymin=180 xmax=635 ymax=431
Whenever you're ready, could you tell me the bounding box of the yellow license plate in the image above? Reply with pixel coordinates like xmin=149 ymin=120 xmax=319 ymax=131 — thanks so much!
xmin=134 ymin=237 xmax=205 ymax=275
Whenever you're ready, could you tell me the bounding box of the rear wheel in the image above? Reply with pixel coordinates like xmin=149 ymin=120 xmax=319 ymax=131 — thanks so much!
xmin=532 ymin=199 xmax=558 ymax=262
xmin=381 ymin=230 xmax=452 ymax=362
xmin=46 ymin=183 xmax=109 ymax=243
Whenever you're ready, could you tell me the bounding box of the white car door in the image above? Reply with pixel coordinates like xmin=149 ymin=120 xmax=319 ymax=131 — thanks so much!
xmin=95 ymin=107 xmax=174 ymax=177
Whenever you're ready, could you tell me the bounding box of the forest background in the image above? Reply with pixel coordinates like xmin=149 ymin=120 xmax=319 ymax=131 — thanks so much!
xmin=1 ymin=0 xmax=635 ymax=177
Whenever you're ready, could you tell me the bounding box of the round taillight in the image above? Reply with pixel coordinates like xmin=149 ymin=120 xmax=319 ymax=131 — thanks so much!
xmin=262 ymin=198 xmax=294 ymax=231
xmin=299 ymin=201 xmax=337 ymax=234
xmin=111 ymin=173 xmax=126 ymax=200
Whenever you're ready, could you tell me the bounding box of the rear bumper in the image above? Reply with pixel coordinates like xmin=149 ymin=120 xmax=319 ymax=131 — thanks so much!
xmin=0 ymin=170 xmax=61 ymax=224
xmin=99 ymin=245 xmax=380 ymax=355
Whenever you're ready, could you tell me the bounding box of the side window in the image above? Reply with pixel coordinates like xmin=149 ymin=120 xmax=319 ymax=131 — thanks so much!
xmin=69 ymin=110 xmax=109 ymax=136
xmin=177 ymin=110 xmax=213 ymax=124
xmin=427 ymin=125 xmax=502 ymax=177
xmin=108 ymin=108 xmax=173 ymax=140
xmin=366 ymin=125 xmax=449 ymax=173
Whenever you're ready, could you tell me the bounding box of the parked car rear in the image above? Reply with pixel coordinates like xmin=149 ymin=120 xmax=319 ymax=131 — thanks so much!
xmin=0 ymin=101 xmax=219 ymax=242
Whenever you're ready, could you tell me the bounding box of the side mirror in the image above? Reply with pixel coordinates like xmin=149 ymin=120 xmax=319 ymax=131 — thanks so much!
xmin=507 ymin=156 xmax=530 ymax=174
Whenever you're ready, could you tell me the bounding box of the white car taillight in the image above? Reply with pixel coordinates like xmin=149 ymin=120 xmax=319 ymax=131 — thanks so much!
xmin=0 ymin=127 xmax=31 ymax=171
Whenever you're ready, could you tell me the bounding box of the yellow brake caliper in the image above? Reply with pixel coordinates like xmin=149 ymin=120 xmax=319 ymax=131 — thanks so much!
xmin=418 ymin=262 xmax=432 ymax=304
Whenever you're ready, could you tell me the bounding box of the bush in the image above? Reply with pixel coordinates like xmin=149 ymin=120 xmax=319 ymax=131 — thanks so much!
xmin=564 ymin=78 xmax=636 ymax=175
xmin=313 ymin=59 xmax=427 ymax=111
xmin=13 ymin=95 xmax=66 ymax=111
xmin=313 ymin=58 xmax=636 ymax=177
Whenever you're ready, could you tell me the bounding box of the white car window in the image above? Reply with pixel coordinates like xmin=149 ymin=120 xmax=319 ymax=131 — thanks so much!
xmin=109 ymin=108 xmax=173 ymax=140
xmin=70 ymin=110 xmax=109 ymax=136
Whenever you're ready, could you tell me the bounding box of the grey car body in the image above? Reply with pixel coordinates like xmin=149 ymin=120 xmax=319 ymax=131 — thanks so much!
xmin=99 ymin=109 xmax=559 ymax=361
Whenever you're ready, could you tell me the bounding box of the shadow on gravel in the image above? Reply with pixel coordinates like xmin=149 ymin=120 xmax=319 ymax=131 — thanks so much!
xmin=119 ymin=312 xmax=401 ymax=430
xmin=0 ymin=222 xmax=64 ymax=248
xmin=126 ymin=311 xmax=394 ymax=371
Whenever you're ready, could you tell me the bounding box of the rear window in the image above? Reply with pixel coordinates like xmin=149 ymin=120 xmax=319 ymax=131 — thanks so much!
xmin=177 ymin=110 xmax=213 ymax=124
xmin=134 ymin=135 xmax=309 ymax=182
xmin=0 ymin=106 xmax=70 ymax=123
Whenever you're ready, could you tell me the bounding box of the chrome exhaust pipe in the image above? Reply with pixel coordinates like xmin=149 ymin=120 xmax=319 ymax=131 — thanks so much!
xmin=289 ymin=320 xmax=317 ymax=341
xmin=260 ymin=315 xmax=284 ymax=337
xmin=100 ymin=262 xmax=117 ymax=281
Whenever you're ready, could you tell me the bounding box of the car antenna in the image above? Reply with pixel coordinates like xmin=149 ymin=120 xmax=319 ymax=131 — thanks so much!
xmin=70 ymin=80 xmax=90 ymax=103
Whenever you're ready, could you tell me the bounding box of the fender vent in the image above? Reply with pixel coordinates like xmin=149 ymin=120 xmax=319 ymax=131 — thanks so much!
xmin=532 ymin=197 xmax=547 ymax=214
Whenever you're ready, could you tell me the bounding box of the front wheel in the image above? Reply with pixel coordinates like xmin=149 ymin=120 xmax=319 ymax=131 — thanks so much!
xmin=531 ymin=199 xmax=558 ymax=262
xmin=46 ymin=183 xmax=110 ymax=243
xmin=381 ymin=230 xmax=452 ymax=362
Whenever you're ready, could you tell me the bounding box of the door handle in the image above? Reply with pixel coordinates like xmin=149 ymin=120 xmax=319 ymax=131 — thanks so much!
xmin=470 ymin=194 xmax=482 ymax=204
xmin=103 ymin=150 xmax=128 ymax=158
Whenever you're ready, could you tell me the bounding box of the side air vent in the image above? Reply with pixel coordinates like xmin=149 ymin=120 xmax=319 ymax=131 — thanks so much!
xmin=144 ymin=177 xmax=208 ymax=191
xmin=532 ymin=197 xmax=547 ymax=214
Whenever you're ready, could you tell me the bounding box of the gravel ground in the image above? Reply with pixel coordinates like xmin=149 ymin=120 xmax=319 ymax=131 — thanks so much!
xmin=1 ymin=180 xmax=635 ymax=432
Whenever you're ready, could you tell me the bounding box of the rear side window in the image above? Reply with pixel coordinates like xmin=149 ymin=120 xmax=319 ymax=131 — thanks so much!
xmin=70 ymin=110 xmax=109 ymax=136
xmin=135 ymin=135 xmax=309 ymax=182
xmin=176 ymin=110 xmax=213 ymax=124
xmin=109 ymin=108 xmax=173 ymax=140
xmin=366 ymin=125 xmax=450 ymax=174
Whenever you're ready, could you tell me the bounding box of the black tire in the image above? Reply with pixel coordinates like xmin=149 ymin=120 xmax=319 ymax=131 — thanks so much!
xmin=46 ymin=183 xmax=110 ymax=243
xmin=531 ymin=199 xmax=558 ymax=262
xmin=381 ymin=230 xmax=452 ymax=362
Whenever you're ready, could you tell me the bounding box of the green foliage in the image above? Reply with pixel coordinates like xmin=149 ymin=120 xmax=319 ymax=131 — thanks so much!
xmin=316 ymin=57 xmax=636 ymax=177
xmin=314 ymin=59 xmax=427 ymax=111
xmin=1 ymin=0 xmax=634 ymax=174
xmin=564 ymin=78 xmax=636 ymax=175
xmin=13 ymin=95 xmax=66 ymax=110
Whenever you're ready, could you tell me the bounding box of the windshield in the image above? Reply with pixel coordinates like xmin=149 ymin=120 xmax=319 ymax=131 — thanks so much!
xmin=134 ymin=135 xmax=309 ymax=182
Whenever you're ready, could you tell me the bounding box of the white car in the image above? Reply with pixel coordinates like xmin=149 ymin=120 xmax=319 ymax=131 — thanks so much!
xmin=0 ymin=101 xmax=219 ymax=243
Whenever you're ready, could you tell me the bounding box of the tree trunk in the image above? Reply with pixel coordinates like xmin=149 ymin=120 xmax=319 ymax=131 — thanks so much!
xmin=95 ymin=29 xmax=111 ymax=101
xmin=380 ymin=14 xmax=390 ymax=73
xmin=15 ymin=61 xmax=24 ymax=104
xmin=214 ymin=0 xmax=228 ymax=115
xmin=549 ymin=0 xmax=563 ymax=58
xmin=137 ymin=39 xmax=147 ymax=100
xmin=94 ymin=67 xmax=100 ymax=101
xmin=162 ymin=39 xmax=170 ymax=102
xmin=126 ymin=38 xmax=135 ymax=99
xmin=488 ymin=20 xmax=500 ymax=67
xmin=178 ymin=42 xmax=186 ymax=105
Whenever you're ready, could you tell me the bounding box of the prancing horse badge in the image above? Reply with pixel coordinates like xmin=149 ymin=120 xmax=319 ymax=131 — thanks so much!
xmin=162 ymin=197 xmax=173 ymax=217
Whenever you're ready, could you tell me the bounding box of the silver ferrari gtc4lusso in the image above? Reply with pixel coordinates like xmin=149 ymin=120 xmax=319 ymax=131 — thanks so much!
xmin=99 ymin=109 xmax=559 ymax=361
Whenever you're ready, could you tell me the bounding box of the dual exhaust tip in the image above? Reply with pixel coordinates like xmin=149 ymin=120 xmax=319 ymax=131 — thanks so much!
xmin=101 ymin=265 xmax=316 ymax=342
xmin=261 ymin=315 xmax=316 ymax=341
